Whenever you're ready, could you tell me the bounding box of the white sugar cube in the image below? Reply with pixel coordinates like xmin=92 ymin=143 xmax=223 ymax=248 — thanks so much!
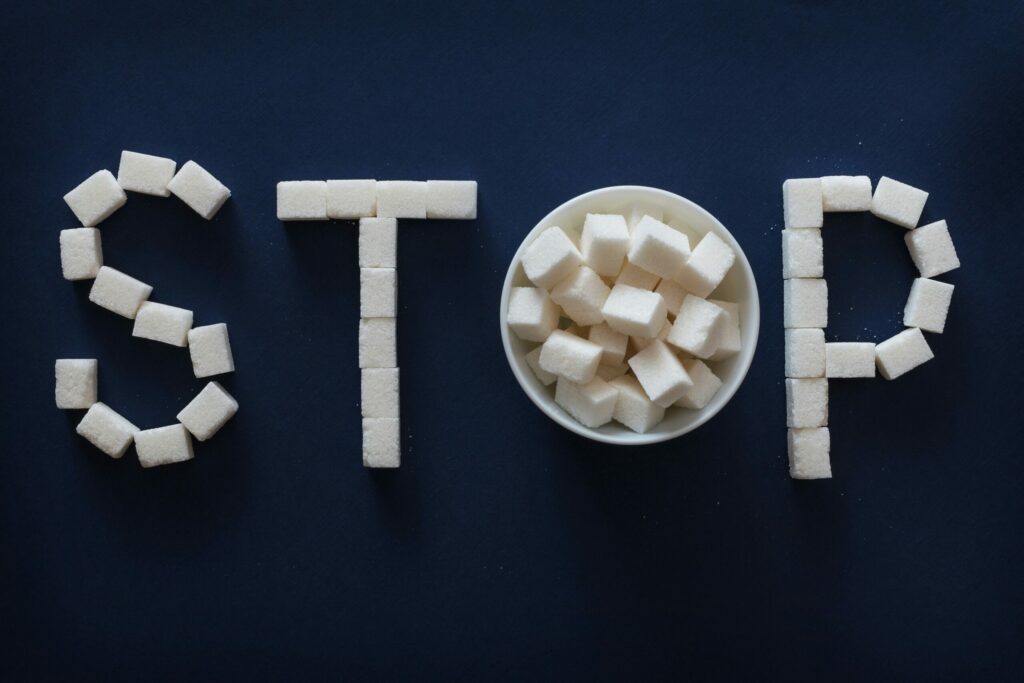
xmin=580 ymin=214 xmax=630 ymax=276
xmin=905 ymin=220 xmax=960 ymax=278
xmin=825 ymin=342 xmax=876 ymax=378
xmin=117 ymin=151 xmax=176 ymax=197
xmin=507 ymin=287 xmax=559 ymax=342
xmin=706 ymin=299 xmax=741 ymax=362
xmin=525 ymin=346 xmax=557 ymax=386
xmin=554 ymin=376 xmax=618 ymax=429
xmin=821 ymin=175 xmax=872 ymax=212
xmin=177 ymin=381 xmax=238 ymax=441
xmin=783 ymin=278 xmax=828 ymax=328
xmin=188 ymin=323 xmax=235 ymax=377
xmin=628 ymin=340 xmax=693 ymax=408
xmin=870 ymin=176 xmax=928 ymax=228
xmin=609 ymin=374 xmax=665 ymax=433
xmin=588 ymin=323 xmax=628 ymax=366
xmin=654 ymin=279 xmax=687 ymax=317
xmin=132 ymin=301 xmax=193 ymax=347
xmin=875 ymin=328 xmax=934 ymax=380
xmin=363 ymin=417 xmax=400 ymax=468
xmin=627 ymin=215 xmax=691 ymax=279
xmin=76 ymin=402 xmax=138 ymax=459
xmin=601 ymin=284 xmax=667 ymax=338
xmin=782 ymin=178 xmax=823 ymax=229
xmin=276 ymin=181 xmax=327 ymax=221
xmin=550 ymin=266 xmax=610 ymax=327
xmin=627 ymin=204 xmax=663 ymax=232
xmin=55 ymin=359 xmax=97 ymax=409
xmin=360 ymin=268 xmax=397 ymax=317
xmin=785 ymin=328 xmax=825 ymax=378
xmin=361 ymin=368 xmax=400 ymax=418
xmin=781 ymin=228 xmax=823 ymax=279
xmin=359 ymin=217 xmax=398 ymax=268
xmin=426 ymin=180 xmax=477 ymax=219
xmin=63 ymin=170 xmax=126 ymax=226
xmin=674 ymin=358 xmax=723 ymax=410
xmin=167 ymin=161 xmax=231 ymax=219
xmin=539 ymin=330 xmax=603 ymax=384
xmin=903 ymin=278 xmax=954 ymax=333
xmin=359 ymin=318 xmax=397 ymax=368
xmin=666 ymin=295 xmax=726 ymax=359
xmin=595 ymin=362 xmax=629 ymax=381
xmin=786 ymin=378 xmax=828 ymax=428
xmin=615 ymin=262 xmax=659 ymax=290
xmin=135 ymin=424 xmax=194 ymax=468
xmin=674 ymin=231 xmax=735 ymax=298
xmin=88 ymin=266 xmax=152 ymax=319
xmin=59 ymin=227 xmax=103 ymax=280
xmin=521 ymin=226 xmax=583 ymax=290
xmin=376 ymin=181 xmax=426 ymax=219
xmin=327 ymin=179 xmax=377 ymax=219
xmin=788 ymin=428 xmax=831 ymax=479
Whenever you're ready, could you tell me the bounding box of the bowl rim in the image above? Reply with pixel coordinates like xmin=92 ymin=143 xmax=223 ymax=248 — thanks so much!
xmin=499 ymin=185 xmax=760 ymax=446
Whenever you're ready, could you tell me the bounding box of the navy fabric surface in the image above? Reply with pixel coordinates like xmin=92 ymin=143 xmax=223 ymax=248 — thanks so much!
xmin=2 ymin=1 xmax=1022 ymax=680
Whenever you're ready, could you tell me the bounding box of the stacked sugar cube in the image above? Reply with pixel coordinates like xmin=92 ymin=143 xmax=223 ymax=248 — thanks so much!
xmin=277 ymin=179 xmax=478 ymax=468
xmin=781 ymin=175 xmax=960 ymax=480
xmin=508 ymin=208 xmax=742 ymax=434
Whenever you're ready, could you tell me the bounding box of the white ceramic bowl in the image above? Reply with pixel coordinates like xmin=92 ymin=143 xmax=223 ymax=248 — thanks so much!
xmin=500 ymin=185 xmax=760 ymax=445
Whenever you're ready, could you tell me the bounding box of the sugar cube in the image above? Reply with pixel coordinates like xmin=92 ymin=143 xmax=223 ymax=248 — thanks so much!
xmin=609 ymin=374 xmax=665 ymax=433
xmin=525 ymin=346 xmax=557 ymax=386
xmin=167 ymin=161 xmax=231 ymax=220
xmin=132 ymin=301 xmax=193 ymax=347
xmin=59 ymin=227 xmax=103 ymax=280
xmin=788 ymin=428 xmax=831 ymax=479
xmin=88 ymin=266 xmax=152 ymax=319
xmin=360 ymin=268 xmax=397 ymax=318
xmin=654 ymin=279 xmax=687 ymax=317
xmin=63 ymin=170 xmax=126 ymax=226
xmin=539 ymin=329 xmax=603 ymax=384
xmin=674 ymin=231 xmax=735 ymax=298
xmin=825 ymin=342 xmax=876 ymax=378
xmin=117 ymin=151 xmax=176 ymax=197
xmin=905 ymin=220 xmax=960 ymax=278
xmin=903 ymin=278 xmax=954 ymax=333
xmin=550 ymin=266 xmax=610 ymax=327
xmin=361 ymin=368 xmax=400 ymax=418
xmin=588 ymin=323 xmax=628 ymax=366
xmin=628 ymin=340 xmax=693 ymax=408
xmin=595 ymin=362 xmax=629 ymax=381
xmin=786 ymin=378 xmax=828 ymax=428
xmin=783 ymin=279 xmax=828 ymax=328
xmin=706 ymin=299 xmax=741 ymax=362
xmin=359 ymin=318 xmax=397 ymax=369
xmin=135 ymin=424 xmax=194 ymax=468
xmin=507 ymin=287 xmax=559 ymax=342
xmin=580 ymin=214 xmax=630 ymax=276
xmin=601 ymin=284 xmax=667 ymax=338
xmin=615 ymin=262 xmax=659 ymax=290
xmin=276 ymin=181 xmax=327 ymax=221
xmin=875 ymin=328 xmax=934 ymax=380
xmin=627 ymin=216 xmax=691 ymax=279
xmin=870 ymin=176 xmax=928 ymax=229
xmin=521 ymin=226 xmax=583 ymax=290
xmin=784 ymin=328 xmax=825 ymax=378
xmin=781 ymin=228 xmax=823 ymax=279
xmin=554 ymin=376 xmax=618 ymax=428
xmin=666 ymin=295 xmax=726 ymax=359
xmin=358 ymin=217 xmax=398 ymax=268
xmin=426 ymin=180 xmax=477 ymax=220
xmin=627 ymin=204 xmax=663 ymax=232
xmin=76 ymin=402 xmax=138 ymax=459
xmin=821 ymin=175 xmax=872 ymax=212
xmin=782 ymin=178 xmax=823 ymax=229
xmin=177 ymin=381 xmax=238 ymax=441
xmin=376 ymin=181 xmax=426 ymax=219
xmin=674 ymin=358 xmax=723 ymax=410
xmin=327 ymin=179 xmax=376 ymax=219
xmin=363 ymin=417 xmax=400 ymax=468
xmin=188 ymin=323 xmax=235 ymax=377
xmin=55 ymin=359 xmax=97 ymax=409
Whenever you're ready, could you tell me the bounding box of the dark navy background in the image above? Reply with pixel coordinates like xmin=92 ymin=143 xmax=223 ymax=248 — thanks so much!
xmin=2 ymin=1 xmax=1022 ymax=680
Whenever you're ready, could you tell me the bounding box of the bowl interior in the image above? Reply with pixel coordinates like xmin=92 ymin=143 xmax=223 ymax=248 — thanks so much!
xmin=500 ymin=186 xmax=760 ymax=445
